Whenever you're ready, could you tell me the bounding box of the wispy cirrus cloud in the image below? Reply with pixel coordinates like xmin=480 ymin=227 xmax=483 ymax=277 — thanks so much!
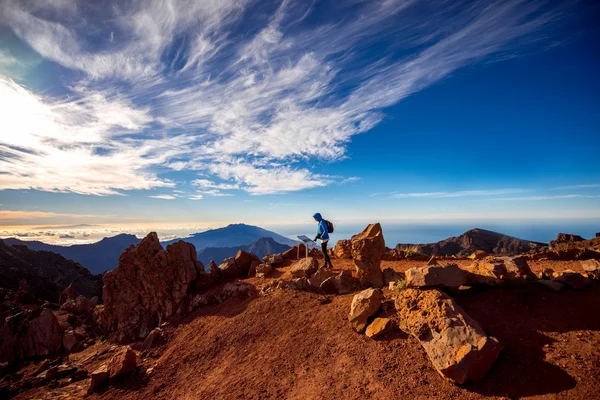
xmin=553 ymin=184 xmax=600 ymax=190
xmin=149 ymin=194 xmax=176 ymax=200
xmin=0 ymin=0 xmax=559 ymax=196
xmin=492 ymin=194 xmax=600 ymax=201
xmin=392 ymin=189 xmax=524 ymax=199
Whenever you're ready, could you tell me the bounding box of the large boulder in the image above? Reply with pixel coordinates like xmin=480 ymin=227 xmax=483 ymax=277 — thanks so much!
xmin=101 ymin=233 xmax=205 ymax=343
xmin=281 ymin=244 xmax=307 ymax=260
xmin=0 ymin=307 xmax=64 ymax=363
xmin=405 ymin=264 xmax=468 ymax=289
xmin=467 ymin=257 xmax=536 ymax=285
xmin=59 ymin=284 xmax=77 ymax=305
xmin=235 ymin=250 xmax=260 ymax=276
xmin=333 ymin=240 xmax=352 ymax=259
xmin=581 ymin=259 xmax=600 ymax=279
xmin=218 ymin=257 xmax=239 ymax=279
xmin=263 ymin=254 xmax=283 ymax=266
xmin=395 ymin=288 xmax=503 ymax=384
xmin=552 ymin=271 xmax=593 ymax=289
xmin=351 ymin=223 xmax=385 ymax=288
xmin=290 ymin=257 xmax=319 ymax=278
xmin=348 ymin=288 xmax=383 ymax=333
xmin=309 ymin=267 xmax=335 ymax=289
xmin=255 ymin=263 xmax=273 ymax=278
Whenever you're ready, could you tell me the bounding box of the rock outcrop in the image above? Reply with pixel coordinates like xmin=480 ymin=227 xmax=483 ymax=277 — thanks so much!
xmin=0 ymin=240 xmax=102 ymax=304
xmin=351 ymin=224 xmax=385 ymax=288
xmin=333 ymin=240 xmax=352 ymax=259
xmin=467 ymin=256 xmax=537 ymax=285
xmin=550 ymin=233 xmax=585 ymax=248
xmin=405 ymin=264 xmax=468 ymax=289
xmin=100 ymin=233 xmax=205 ymax=343
xmin=348 ymin=288 xmax=383 ymax=333
xmin=290 ymin=257 xmax=319 ymax=278
xmin=395 ymin=288 xmax=503 ymax=384
xmin=581 ymin=259 xmax=600 ymax=279
xmin=0 ymin=307 xmax=64 ymax=363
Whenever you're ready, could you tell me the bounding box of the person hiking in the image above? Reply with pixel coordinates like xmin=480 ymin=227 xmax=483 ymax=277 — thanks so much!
xmin=313 ymin=212 xmax=333 ymax=269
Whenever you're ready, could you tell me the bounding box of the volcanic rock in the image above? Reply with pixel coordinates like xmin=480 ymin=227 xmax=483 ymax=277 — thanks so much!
xmin=351 ymin=223 xmax=385 ymax=288
xmin=263 ymin=254 xmax=283 ymax=266
xmin=0 ymin=308 xmax=63 ymax=363
xmin=382 ymin=268 xmax=404 ymax=286
xmin=209 ymin=260 xmax=220 ymax=277
xmin=235 ymin=250 xmax=260 ymax=276
xmin=581 ymin=259 xmax=600 ymax=279
xmin=109 ymin=347 xmax=137 ymax=378
xmin=290 ymin=257 xmax=319 ymax=278
xmin=552 ymin=271 xmax=593 ymax=290
xmin=467 ymin=257 xmax=536 ymax=285
xmin=281 ymin=244 xmax=307 ymax=260
xmin=468 ymin=250 xmax=489 ymax=260
xmin=101 ymin=233 xmax=204 ymax=343
xmin=309 ymin=267 xmax=335 ymax=289
xmin=59 ymin=284 xmax=77 ymax=306
xmin=348 ymin=288 xmax=383 ymax=333
xmin=255 ymin=263 xmax=273 ymax=278
xmin=538 ymin=267 xmax=555 ymax=280
xmin=287 ymin=277 xmax=311 ymax=291
xmin=365 ymin=317 xmax=394 ymax=339
xmin=333 ymin=239 xmax=352 ymax=259
xmin=550 ymin=233 xmax=586 ymax=248
xmin=406 ymin=264 xmax=468 ymax=289
xmin=141 ymin=328 xmax=167 ymax=351
xmin=319 ymin=271 xmax=354 ymax=295
xmin=537 ymin=280 xmax=564 ymax=292
xmin=88 ymin=364 xmax=109 ymax=394
xmin=395 ymin=288 xmax=503 ymax=384
xmin=218 ymin=257 xmax=239 ymax=279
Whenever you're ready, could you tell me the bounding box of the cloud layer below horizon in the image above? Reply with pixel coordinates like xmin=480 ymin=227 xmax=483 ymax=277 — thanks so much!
xmin=0 ymin=0 xmax=557 ymax=197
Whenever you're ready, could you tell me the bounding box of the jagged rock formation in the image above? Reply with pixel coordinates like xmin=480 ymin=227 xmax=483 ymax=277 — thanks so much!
xmin=0 ymin=307 xmax=64 ymax=363
xmin=351 ymin=224 xmax=385 ymax=288
xmin=100 ymin=233 xmax=205 ymax=343
xmin=0 ymin=239 xmax=102 ymax=303
xmin=550 ymin=233 xmax=586 ymax=248
xmin=396 ymin=228 xmax=546 ymax=257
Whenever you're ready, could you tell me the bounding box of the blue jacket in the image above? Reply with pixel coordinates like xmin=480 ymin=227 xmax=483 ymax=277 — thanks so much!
xmin=313 ymin=213 xmax=329 ymax=240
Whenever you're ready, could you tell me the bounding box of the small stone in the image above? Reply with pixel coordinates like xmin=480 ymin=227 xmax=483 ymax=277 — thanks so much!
xmin=348 ymin=288 xmax=383 ymax=333
xmin=365 ymin=317 xmax=394 ymax=339
xmin=88 ymin=364 xmax=109 ymax=394
xmin=108 ymin=347 xmax=137 ymax=379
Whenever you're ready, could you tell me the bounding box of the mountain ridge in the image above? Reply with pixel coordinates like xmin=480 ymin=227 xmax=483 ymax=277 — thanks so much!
xmin=396 ymin=227 xmax=547 ymax=256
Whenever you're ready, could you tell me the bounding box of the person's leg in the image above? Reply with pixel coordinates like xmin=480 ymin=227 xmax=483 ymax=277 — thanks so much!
xmin=322 ymin=240 xmax=333 ymax=268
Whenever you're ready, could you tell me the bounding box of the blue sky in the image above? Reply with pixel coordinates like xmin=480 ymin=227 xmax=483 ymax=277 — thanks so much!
xmin=0 ymin=0 xmax=599 ymax=241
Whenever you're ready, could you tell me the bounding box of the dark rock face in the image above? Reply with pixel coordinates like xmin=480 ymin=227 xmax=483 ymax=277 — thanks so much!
xmin=0 ymin=239 xmax=102 ymax=304
xmin=396 ymin=228 xmax=546 ymax=257
xmin=549 ymin=233 xmax=586 ymax=248
xmin=100 ymin=233 xmax=205 ymax=343
xmin=0 ymin=307 xmax=64 ymax=363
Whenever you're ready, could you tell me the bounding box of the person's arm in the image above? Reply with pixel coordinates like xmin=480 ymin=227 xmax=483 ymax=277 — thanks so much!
xmin=314 ymin=221 xmax=324 ymax=241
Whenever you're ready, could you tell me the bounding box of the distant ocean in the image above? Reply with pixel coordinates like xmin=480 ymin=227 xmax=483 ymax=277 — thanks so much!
xmin=269 ymin=220 xmax=600 ymax=247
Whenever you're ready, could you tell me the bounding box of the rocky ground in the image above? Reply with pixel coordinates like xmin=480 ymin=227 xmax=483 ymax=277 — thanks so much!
xmin=6 ymin=253 xmax=600 ymax=400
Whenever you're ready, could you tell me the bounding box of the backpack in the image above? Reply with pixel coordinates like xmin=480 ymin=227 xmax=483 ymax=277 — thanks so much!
xmin=325 ymin=219 xmax=334 ymax=233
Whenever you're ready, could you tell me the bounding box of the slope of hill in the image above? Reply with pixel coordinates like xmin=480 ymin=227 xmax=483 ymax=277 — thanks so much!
xmin=4 ymin=234 xmax=140 ymax=275
xmin=396 ymin=228 xmax=547 ymax=256
xmin=0 ymin=239 xmax=102 ymax=303
xmin=197 ymin=237 xmax=290 ymax=266
xmin=164 ymin=223 xmax=296 ymax=250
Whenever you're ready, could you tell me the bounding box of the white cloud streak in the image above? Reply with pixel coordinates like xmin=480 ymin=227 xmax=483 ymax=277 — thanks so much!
xmin=149 ymin=194 xmax=176 ymax=200
xmin=392 ymin=189 xmax=524 ymax=199
xmin=0 ymin=0 xmax=558 ymax=195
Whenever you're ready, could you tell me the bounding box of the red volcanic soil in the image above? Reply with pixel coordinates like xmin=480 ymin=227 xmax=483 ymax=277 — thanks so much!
xmin=13 ymin=258 xmax=600 ymax=400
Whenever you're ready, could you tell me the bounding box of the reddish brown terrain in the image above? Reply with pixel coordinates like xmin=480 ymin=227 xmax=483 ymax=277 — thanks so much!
xmin=2 ymin=229 xmax=599 ymax=400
